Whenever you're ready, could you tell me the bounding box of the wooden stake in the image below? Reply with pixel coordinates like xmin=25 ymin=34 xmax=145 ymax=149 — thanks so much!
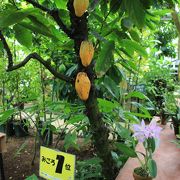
xmin=0 ymin=133 xmax=6 ymax=180
xmin=0 ymin=133 xmax=6 ymax=153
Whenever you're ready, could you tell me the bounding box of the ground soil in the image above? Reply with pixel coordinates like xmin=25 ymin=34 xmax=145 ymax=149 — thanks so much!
xmin=2 ymin=135 xmax=94 ymax=180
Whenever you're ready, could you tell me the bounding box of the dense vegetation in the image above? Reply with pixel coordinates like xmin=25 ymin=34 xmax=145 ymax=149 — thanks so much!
xmin=0 ymin=0 xmax=180 ymax=179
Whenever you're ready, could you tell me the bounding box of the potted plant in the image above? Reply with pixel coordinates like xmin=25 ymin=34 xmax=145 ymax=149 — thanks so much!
xmin=171 ymin=107 xmax=180 ymax=135
xmin=13 ymin=118 xmax=29 ymax=137
xmin=132 ymin=120 xmax=162 ymax=180
xmin=164 ymin=92 xmax=180 ymax=135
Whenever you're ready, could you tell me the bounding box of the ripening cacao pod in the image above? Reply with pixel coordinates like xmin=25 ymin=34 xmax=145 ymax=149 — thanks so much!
xmin=73 ymin=0 xmax=89 ymax=17
xmin=75 ymin=72 xmax=91 ymax=101
xmin=80 ymin=41 xmax=94 ymax=67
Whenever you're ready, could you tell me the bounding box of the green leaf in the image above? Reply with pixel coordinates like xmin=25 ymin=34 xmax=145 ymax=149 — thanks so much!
xmin=147 ymin=138 xmax=156 ymax=153
xmin=54 ymin=0 xmax=67 ymax=9
xmin=115 ymin=123 xmax=132 ymax=139
xmin=115 ymin=143 xmax=137 ymax=157
xmin=0 ymin=41 xmax=3 ymax=50
xmin=130 ymin=112 xmax=151 ymax=118
xmin=125 ymin=91 xmax=149 ymax=100
xmin=121 ymin=39 xmax=148 ymax=58
xmin=67 ymin=114 xmax=87 ymax=124
xmin=130 ymin=102 xmax=151 ymax=118
xmin=28 ymin=14 xmax=52 ymax=34
xmin=0 ymin=109 xmax=15 ymax=125
xmin=13 ymin=24 xmax=32 ymax=48
xmin=19 ymin=22 xmax=53 ymax=38
xmin=0 ymin=8 xmax=38 ymax=28
xmin=92 ymin=13 xmax=104 ymax=24
xmin=95 ymin=41 xmax=115 ymax=78
xmin=147 ymin=159 xmax=157 ymax=178
xmin=107 ymin=65 xmax=123 ymax=84
xmin=103 ymin=76 xmax=120 ymax=99
xmin=100 ymin=0 xmax=108 ymax=16
xmin=129 ymin=29 xmax=140 ymax=42
xmin=98 ymin=98 xmax=119 ymax=113
xmin=64 ymin=132 xmax=80 ymax=151
xmin=110 ymin=0 xmax=122 ymax=14
xmin=120 ymin=59 xmax=137 ymax=73
xmin=14 ymin=140 xmax=28 ymax=157
xmin=25 ymin=174 xmax=38 ymax=180
xmin=123 ymin=0 xmax=146 ymax=28
xmin=124 ymin=112 xmax=139 ymax=123
xmin=121 ymin=17 xmax=133 ymax=29
xmin=152 ymin=9 xmax=172 ymax=16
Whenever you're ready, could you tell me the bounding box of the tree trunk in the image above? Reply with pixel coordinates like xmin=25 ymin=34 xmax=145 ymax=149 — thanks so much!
xmin=178 ymin=37 xmax=180 ymax=60
xmin=67 ymin=1 xmax=115 ymax=179
xmin=178 ymin=37 xmax=180 ymax=81
xmin=85 ymin=85 xmax=115 ymax=179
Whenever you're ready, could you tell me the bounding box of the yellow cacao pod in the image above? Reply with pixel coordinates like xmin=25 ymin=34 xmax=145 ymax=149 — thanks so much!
xmin=75 ymin=72 xmax=91 ymax=101
xmin=73 ymin=0 xmax=89 ymax=17
xmin=80 ymin=41 xmax=94 ymax=67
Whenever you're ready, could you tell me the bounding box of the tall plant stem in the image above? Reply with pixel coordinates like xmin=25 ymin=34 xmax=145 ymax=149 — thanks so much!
xmin=40 ymin=64 xmax=46 ymax=122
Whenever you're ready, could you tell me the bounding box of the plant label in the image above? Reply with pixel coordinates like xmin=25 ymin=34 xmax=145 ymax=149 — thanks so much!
xmin=39 ymin=146 xmax=75 ymax=180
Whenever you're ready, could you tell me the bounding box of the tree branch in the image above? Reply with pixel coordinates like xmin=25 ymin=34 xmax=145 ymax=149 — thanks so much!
xmin=0 ymin=31 xmax=72 ymax=83
xmin=171 ymin=10 xmax=180 ymax=35
xmin=7 ymin=53 xmax=73 ymax=83
xmin=0 ymin=30 xmax=13 ymax=68
xmin=25 ymin=0 xmax=72 ymax=38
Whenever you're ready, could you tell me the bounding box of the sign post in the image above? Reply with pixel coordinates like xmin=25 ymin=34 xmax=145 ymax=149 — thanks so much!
xmin=0 ymin=133 xmax=6 ymax=180
xmin=39 ymin=146 xmax=75 ymax=180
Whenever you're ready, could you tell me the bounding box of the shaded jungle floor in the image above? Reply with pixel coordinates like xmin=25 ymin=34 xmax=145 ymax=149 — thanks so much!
xmin=3 ymin=136 xmax=94 ymax=180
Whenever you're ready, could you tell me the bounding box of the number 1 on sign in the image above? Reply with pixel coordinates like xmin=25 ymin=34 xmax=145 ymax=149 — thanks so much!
xmin=56 ymin=155 xmax=65 ymax=174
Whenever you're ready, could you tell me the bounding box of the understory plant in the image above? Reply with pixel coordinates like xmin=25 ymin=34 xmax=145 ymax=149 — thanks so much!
xmin=132 ymin=120 xmax=162 ymax=178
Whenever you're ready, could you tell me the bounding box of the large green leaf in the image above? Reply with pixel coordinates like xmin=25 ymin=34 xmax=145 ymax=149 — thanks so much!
xmin=98 ymin=98 xmax=119 ymax=113
xmin=131 ymin=102 xmax=151 ymax=118
xmin=147 ymin=159 xmax=157 ymax=178
xmin=67 ymin=114 xmax=87 ymax=124
xmin=115 ymin=143 xmax=137 ymax=157
xmin=103 ymin=76 xmax=120 ymax=99
xmin=0 ymin=8 xmax=38 ymax=28
xmin=125 ymin=91 xmax=149 ymax=100
xmin=115 ymin=123 xmax=132 ymax=139
xmin=107 ymin=65 xmax=123 ymax=84
xmin=0 ymin=109 xmax=15 ymax=125
xmin=19 ymin=22 xmax=54 ymax=38
xmin=120 ymin=39 xmax=148 ymax=58
xmin=28 ymin=15 xmax=51 ymax=33
xmin=147 ymin=138 xmax=156 ymax=153
xmin=13 ymin=24 xmax=32 ymax=48
xmin=123 ymin=0 xmax=146 ymax=28
xmin=129 ymin=29 xmax=140 ymax=42
xmin=95 ymin=41 xmax=115 ymax=78
xmin=124 ymin=112 xmax=139 ymax=124
xmin=54 ymin=0 xmax=67 ymax=9
xmin=120 ymin=59 xmax=137 ymax=73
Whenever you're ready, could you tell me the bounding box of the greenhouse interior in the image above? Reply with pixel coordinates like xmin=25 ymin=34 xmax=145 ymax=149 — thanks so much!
xmin=0 ymin=0 xmax=180 ymax=180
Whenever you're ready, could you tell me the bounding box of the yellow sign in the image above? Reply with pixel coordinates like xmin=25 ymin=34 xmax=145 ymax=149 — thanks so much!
xmin=39 ymin=146 xmax=75 ymax=180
